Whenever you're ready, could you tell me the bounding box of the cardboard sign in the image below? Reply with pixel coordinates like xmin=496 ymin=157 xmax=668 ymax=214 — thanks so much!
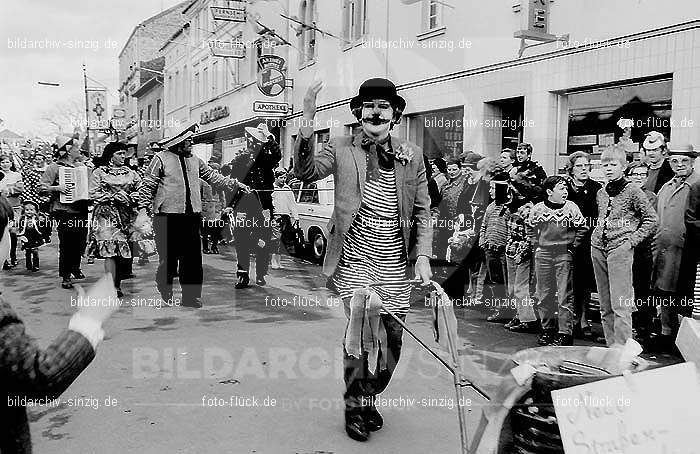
xmin=552 ymin=362 xmax=700 ymax=454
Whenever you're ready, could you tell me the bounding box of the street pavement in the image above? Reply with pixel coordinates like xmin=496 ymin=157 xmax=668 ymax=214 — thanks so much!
xmin=5 ymin=240 xmax=678 ymax=454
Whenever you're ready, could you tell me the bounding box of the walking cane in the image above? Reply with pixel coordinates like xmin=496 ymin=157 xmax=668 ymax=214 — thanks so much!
xmin=365 ymin=279 xmax=491 ymax=454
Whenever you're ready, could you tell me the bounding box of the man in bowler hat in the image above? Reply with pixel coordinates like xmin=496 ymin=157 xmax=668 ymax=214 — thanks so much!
xmin=295 ymin=77 xmax=432 ymax=442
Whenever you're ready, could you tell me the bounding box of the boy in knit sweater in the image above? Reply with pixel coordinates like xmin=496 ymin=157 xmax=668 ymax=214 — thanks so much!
xmin=528 ymin=176 xmax=587 ymax=346
xmin=591 ymin=146 xmax=657 ymax=347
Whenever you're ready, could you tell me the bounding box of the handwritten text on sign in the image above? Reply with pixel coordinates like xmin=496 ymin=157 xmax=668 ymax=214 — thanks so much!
xmin=552 ymin=362 xmax=700 ymax=454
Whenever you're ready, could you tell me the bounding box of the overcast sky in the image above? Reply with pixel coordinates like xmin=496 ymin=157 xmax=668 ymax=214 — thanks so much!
xmin=0 ymin=0 xmax=185 ymax=137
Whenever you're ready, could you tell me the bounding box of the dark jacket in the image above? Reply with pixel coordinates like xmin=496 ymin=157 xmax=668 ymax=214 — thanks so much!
xmin=0 ymin=298 xmax=95 ymax=454
xmin=643 ymin=159 xmax=674 ymax=194
xmin=227 ymin=139 xmax=281 ymax=212
xmin=511 ymin=160 xmax=547 ymax=203
xmin=566 ymin=178 xmax=602 ymax=234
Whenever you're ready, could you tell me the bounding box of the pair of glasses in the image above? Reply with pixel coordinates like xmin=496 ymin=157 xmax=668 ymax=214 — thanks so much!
xmin=669 ymin=158 xmax=692 ymax=165
xmin=630 ymin=172 xmax=648 ymax=177
xmin=573 ymin=163 xmax=592 ymax=169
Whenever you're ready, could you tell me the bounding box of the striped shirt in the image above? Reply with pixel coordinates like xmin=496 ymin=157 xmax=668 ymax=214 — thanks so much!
xmin=332 ymin=168 xmax=410 ymax=314
xmin=478 ymin=203 xmax=510 ymax=250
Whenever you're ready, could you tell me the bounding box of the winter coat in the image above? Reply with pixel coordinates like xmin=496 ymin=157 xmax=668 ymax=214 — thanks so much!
xmin=653 ymin=171 xmax=700 ymax=292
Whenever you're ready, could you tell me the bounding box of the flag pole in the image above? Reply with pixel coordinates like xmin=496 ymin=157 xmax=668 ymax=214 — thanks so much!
xmin=83 ymin=62 xmax=91 ymax=156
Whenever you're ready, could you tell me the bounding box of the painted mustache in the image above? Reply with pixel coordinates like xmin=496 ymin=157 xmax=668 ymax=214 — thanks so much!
xmin=362 ymin=116 xmax=390 ymax=125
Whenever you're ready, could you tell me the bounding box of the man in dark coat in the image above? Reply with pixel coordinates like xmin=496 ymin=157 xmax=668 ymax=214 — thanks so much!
xmin=565 ymin=151 xmax=601 ymax=339
xmin=641 ymin=131 xmax=674 ymax=194
xmin=652 ymin=144 xmax=699 ymax=352
xmin=0 ymin=196 xmax=119 ymax=453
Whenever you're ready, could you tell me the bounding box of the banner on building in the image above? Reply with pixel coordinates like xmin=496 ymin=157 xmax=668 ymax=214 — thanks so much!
xmin=86 ymin=89 xmax=109 ymax=130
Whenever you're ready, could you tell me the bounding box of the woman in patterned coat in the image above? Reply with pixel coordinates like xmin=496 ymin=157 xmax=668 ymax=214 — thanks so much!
xmin=86 ymin=142 xmax=141 ymax=297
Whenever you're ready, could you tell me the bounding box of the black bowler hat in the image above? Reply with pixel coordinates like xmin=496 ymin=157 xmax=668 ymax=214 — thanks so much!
xmin=349 ymin=78 xmax=406 ymax=112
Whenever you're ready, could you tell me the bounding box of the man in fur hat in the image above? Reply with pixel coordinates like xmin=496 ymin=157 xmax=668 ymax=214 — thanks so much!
xmin=294 ymin=78 xmax=432 ymax=442
xmin=137 ymin=124 xmax=248 ymax=308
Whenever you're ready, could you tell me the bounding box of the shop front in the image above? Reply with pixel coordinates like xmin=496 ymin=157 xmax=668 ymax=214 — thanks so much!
xmin=193 ymin=114 xmax=282 ymax=165
xmin=562 ymin=77 xmax=673 ymax=176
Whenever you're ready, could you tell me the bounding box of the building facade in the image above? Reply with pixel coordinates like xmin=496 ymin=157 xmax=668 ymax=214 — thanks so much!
xmin=162 ymin=0 xmax=292 ymax=164
xmin=133 ymin=57 xmax=166 ymax=156
xmin=159 ymin=0 xmax=699 ymax=175
xmin=118 ymin=1 xmax=188 ymax=149
xmin=280 ymin=0 xmax=700 ymax=174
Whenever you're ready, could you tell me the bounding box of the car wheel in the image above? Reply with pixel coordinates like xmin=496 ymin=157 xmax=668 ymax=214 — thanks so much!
xmin=311 ymin=232 xmax=326 ymax=264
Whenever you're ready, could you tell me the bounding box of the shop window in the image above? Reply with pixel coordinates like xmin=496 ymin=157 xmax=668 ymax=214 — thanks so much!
xmin=566 ymin=78 xmax=673 ymax=176
xmin=407 ymin=107 xmax=464 ymax=160
xmin=156 ymin=99 xmax=161 ymax=122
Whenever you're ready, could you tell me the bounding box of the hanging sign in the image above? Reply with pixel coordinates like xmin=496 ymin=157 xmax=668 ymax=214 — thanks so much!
xmin=253 ymin=101 xmax=288 ymax=115
xmin=257 ymin=55 xmax=286 ymax=97
xmin=210 ymin=5 xmax=246 ymax=23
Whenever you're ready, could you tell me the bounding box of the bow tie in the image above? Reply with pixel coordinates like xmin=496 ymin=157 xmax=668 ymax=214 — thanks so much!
xmin=360 ymin=134 xmax=395 ymax=181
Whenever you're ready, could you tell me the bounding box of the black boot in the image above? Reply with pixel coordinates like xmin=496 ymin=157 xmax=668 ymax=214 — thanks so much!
xmin=235 ymin=272 xmax=250 ymax=289
xmin=25 ymin=250 xmax=32 ymax=271
xmin=363 ymin=399 xmax=383 ymax=432
xmin=344 ymin=407 xmax=369 ymax=442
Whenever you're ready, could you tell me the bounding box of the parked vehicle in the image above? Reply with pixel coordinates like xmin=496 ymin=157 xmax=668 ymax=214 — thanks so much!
xmin=289 ymin=175 xmax=334 ymax=264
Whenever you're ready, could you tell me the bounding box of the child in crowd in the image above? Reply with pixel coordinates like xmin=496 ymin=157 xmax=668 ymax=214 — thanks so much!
xmin=591 ymin=146 xmax=657 ymax=347
xmin=504 ymin=200 xmax=538 ymax=333
xmin=528 ymin=176 xmax=588 ymax=346
xmin=479 ymin=176 xmax=511 ymax=321
xmin=270 ymin=168 xmax=299 ymax=269
xmin=16 ymin=200 xmax=47 ymax=271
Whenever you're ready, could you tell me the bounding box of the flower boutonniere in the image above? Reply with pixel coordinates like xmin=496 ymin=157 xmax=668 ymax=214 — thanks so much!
xmin=394 ymin=143 xmax=414 ymax=166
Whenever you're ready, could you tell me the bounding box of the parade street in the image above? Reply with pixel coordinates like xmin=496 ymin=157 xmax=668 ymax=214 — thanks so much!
xmin=7 ymin=241 xmax=676 ymax=454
